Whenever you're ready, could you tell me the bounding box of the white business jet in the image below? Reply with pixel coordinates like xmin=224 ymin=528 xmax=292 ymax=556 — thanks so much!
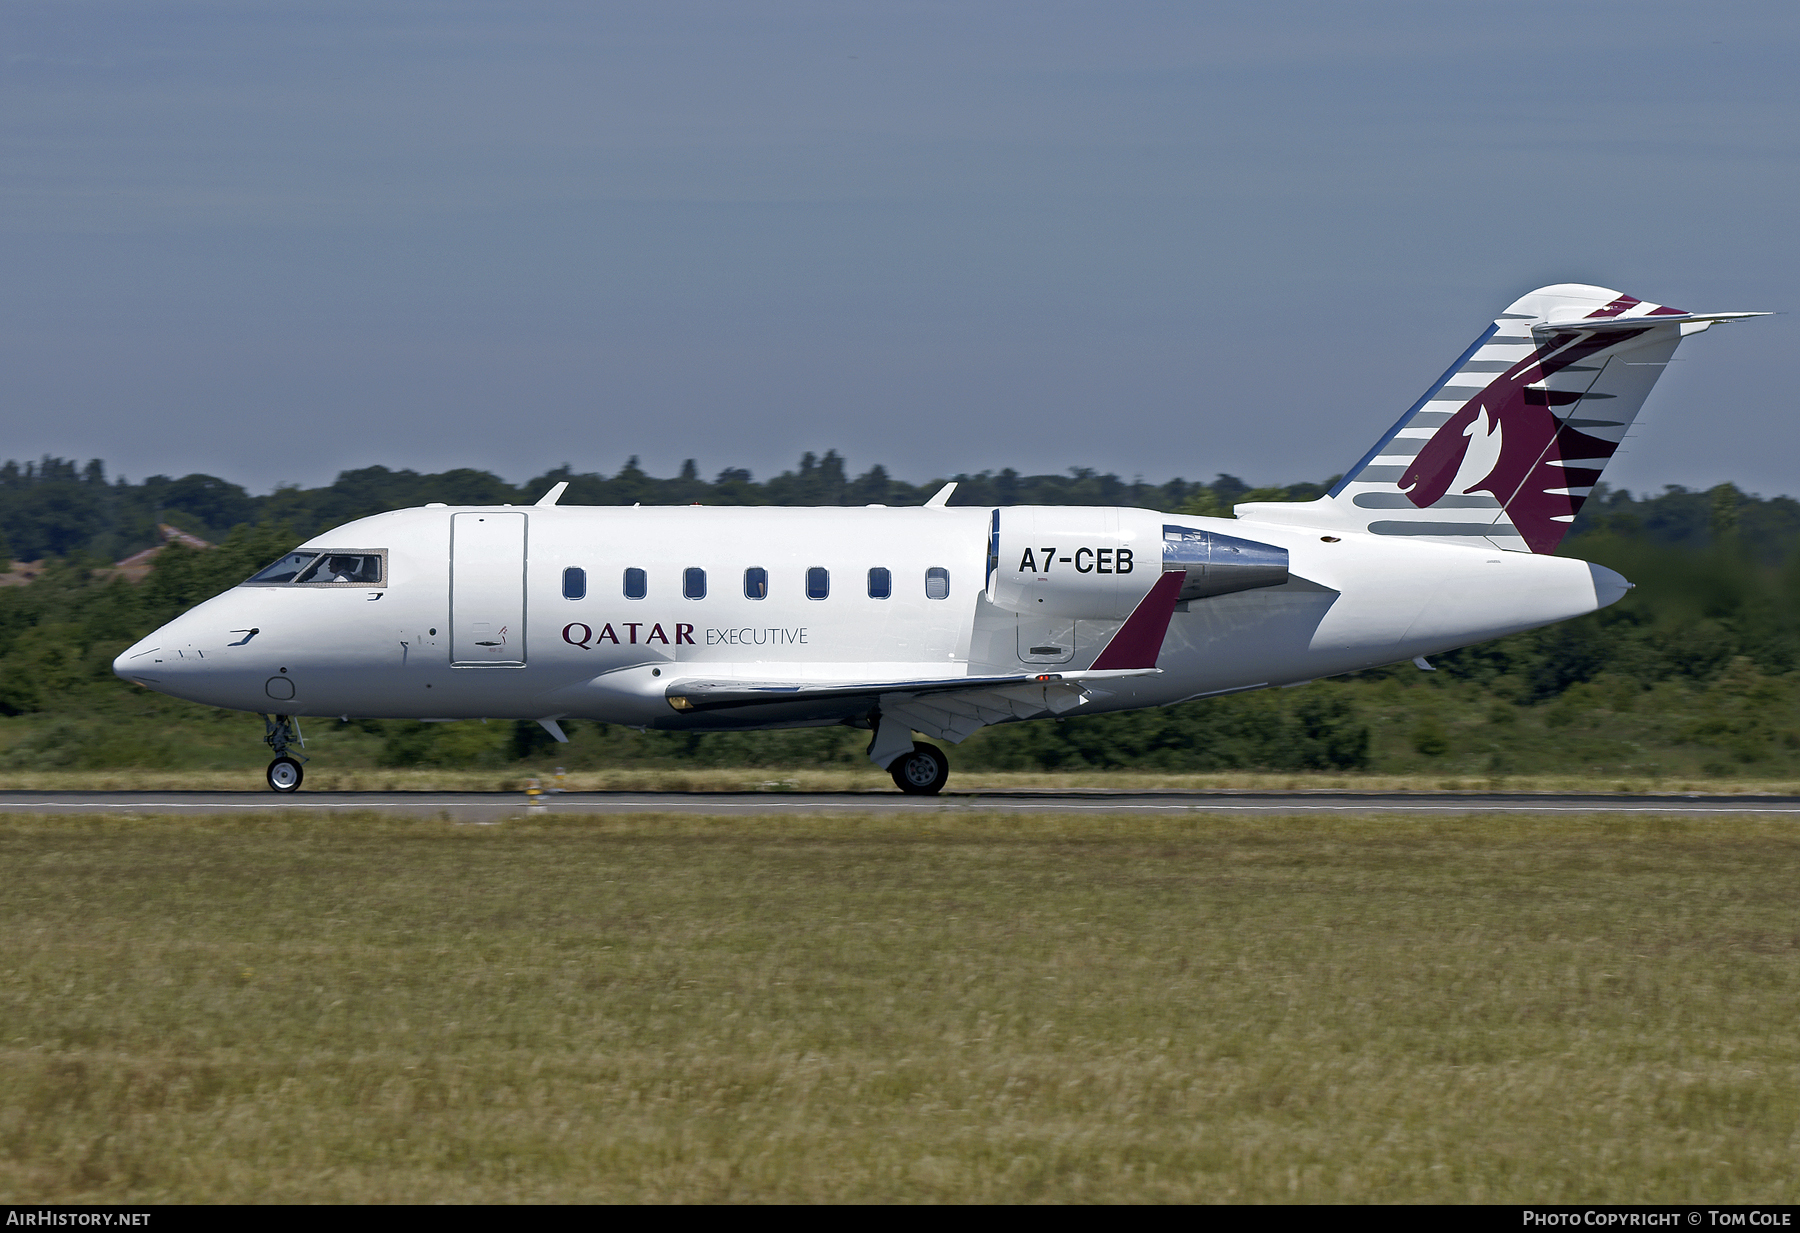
xmin=114 ymin=284 xmax=1765 ymax=794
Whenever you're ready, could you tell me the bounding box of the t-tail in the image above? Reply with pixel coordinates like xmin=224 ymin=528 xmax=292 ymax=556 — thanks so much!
xmin=1236 ymin=284 xmax=1768 ymax=553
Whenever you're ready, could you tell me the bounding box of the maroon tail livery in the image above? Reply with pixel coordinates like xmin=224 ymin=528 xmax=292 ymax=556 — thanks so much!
xmin=1398 ymin=323 xmax=1647 ymax=553
xmin=1236 ymin=285 xmax=1768 ymax=554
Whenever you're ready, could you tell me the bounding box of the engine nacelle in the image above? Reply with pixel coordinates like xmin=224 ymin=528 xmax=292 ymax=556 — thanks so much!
xmin=1160 ymin=523 xmax=1290 ymax=601
xmin=985 ymin=508 xmax=1289 ymax=618
xmin=985 ymin=508 xmax=1162 ymax=619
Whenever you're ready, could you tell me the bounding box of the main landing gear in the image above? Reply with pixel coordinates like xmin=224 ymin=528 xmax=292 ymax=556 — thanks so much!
xmin=262 ymin=714 xmax=307 ymax=793
xmin=890 ymin=741 xmax=950 ymax=796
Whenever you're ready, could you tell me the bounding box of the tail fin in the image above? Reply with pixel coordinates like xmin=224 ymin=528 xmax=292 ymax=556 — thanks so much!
xmin=1236 ymin=284 xmax=1767 ymax=553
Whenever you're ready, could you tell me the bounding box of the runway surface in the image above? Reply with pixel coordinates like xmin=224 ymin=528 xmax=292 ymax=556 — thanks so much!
xmin=4 ymin=789 xmax=1800 ymax=821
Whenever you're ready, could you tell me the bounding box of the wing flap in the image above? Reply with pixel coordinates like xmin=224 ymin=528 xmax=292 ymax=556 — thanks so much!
xmin=881 ymin=678 xmax=1101 ymax=744
xmin=664 ymin=667 xmax=1154 ymax=716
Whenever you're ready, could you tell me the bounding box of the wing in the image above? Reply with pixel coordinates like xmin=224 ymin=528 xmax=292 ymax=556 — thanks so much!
xmin=664 ymin=667 xmax=1157 ymax=729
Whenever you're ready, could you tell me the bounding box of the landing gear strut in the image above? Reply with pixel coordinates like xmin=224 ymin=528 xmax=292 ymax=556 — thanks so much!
xmin=262 ymin=714 xmax=307 ymax=793
xmin=890 ymin=741 xmax=950 ymax=796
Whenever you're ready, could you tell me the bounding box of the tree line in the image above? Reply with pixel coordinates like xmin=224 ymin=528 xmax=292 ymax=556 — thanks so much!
xmin=3 ymin=449 xmax=1795 ymax=569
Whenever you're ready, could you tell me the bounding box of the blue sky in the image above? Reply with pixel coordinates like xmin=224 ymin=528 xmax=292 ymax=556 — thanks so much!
xmin=2 ymin=1 xmax=1794 ymax=496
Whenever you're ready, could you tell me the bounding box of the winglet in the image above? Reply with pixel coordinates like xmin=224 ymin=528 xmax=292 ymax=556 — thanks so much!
xmin=1090 ymin=571 xmax=1185 ymax=671
xmin=535 ymin=481 xmax=569 ymax=507
xmin=924 ymin=483 xmax=956 ymax=508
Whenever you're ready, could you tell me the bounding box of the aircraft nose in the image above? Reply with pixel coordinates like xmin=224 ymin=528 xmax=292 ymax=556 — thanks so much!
xmin=113 ymin=630 xmax=173 ymax=684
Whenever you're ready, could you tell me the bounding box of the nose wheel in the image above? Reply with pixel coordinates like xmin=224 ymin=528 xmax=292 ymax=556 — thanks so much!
xmin=261 ymin=713 xmax=308 ymax=793
xmin=890 ymin=742 xmax=950 ymax=795
xmin=266 ymin=756 xmax=304 ymax=793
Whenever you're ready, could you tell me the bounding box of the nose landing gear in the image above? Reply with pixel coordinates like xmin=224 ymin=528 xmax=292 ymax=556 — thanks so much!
xmin=262 ymin=714 xmax=307 ymax=793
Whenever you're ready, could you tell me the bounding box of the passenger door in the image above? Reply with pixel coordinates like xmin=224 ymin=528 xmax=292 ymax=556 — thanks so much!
xmin=451 ymin=511 xmax=527 ymax=667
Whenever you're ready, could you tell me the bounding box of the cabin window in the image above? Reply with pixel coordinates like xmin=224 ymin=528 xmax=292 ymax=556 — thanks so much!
xmin=243 ymin=549 xmax=385 ymax=587
xmin=623 ymin=568 xmax=647 ymax=599
xmin=744 ymin=567 xmax=768 ymax=599
xmin=806 ymin=567 xmax=830 ymax=600
xmin=925 ymin=567 xmax=949 ymax=600
xmin=562 ymin=567 xmax=586 ymax=600
xmin=867 ymin=567 xmax=891 ymax=599
xmin=684 ymin=567 xmax=707 ymax=600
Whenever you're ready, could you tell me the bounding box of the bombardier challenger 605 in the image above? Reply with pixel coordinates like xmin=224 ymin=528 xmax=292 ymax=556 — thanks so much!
xmin=114 ymin=284 xmax=1766 ymax=793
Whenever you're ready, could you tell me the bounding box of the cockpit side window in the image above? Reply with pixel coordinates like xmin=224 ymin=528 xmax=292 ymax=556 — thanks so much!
xmin=242 ymin=549 xmax=386 ymax=587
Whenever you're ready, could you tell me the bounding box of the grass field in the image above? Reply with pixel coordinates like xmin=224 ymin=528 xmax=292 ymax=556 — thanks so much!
xmin=2 ymin=810 xmax=1797 ymax=1203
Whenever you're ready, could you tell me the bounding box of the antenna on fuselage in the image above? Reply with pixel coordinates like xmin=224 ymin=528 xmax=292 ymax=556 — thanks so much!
xmin=924 ymin=482 xmax=956 ymax=508
xmin=535 ymin=481 xmax=569 ymax=507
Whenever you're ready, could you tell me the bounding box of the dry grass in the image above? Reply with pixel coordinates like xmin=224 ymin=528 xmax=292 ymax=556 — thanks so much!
xmin=1 ymin=767 xmax=1798 ymax=795
xmin=2 ymin=810 xmax=1798 ymax=1202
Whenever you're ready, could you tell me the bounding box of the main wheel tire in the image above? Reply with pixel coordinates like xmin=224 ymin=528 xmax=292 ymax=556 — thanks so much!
xmin=890 ymin=742 xmax=950 ymax=795
xmin=266 ymin=756 xmax=304 ymax=793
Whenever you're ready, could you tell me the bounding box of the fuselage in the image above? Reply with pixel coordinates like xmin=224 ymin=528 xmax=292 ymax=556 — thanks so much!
xmin=114 ymin=501 xmax=1627 ymax=730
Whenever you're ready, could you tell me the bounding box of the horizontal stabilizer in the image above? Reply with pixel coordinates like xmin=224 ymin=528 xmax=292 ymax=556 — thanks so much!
xmin=1537 ymin=310 xmax=1769 ymax=333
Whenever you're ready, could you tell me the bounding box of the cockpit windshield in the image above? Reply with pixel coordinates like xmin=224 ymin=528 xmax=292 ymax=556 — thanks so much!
xmin=245 ymin=552 xmax=317 ymax=584
xmin=242 ymin=550 xmax=386 ymax=587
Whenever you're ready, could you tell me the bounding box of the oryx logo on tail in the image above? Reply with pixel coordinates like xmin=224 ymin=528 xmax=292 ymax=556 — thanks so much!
xmin=1399 ymin=327 xmax=1636 ymax=551
xmin=1420 ymin=403 xmax=1506 ymax=507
